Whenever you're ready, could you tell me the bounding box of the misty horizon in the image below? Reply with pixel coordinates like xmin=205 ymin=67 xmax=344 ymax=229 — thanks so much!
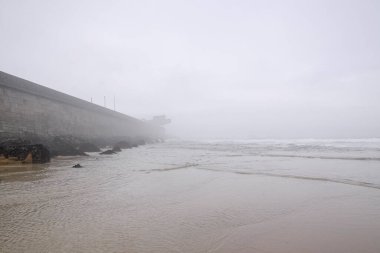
xmin=1 ymin=0 xmax=379 ymax=139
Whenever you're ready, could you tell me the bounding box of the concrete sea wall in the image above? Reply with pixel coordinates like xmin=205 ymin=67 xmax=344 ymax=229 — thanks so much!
xmin=0 ymin=71 xmax=162 ymax=141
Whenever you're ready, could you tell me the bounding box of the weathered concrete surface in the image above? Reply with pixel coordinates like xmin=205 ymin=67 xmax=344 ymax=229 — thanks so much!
xmin=0 ymin=71 xmax=163 ymax=141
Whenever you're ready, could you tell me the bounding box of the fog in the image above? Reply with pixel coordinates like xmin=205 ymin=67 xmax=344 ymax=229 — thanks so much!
xmin=1 ymin=0 xmax=379 ymax=139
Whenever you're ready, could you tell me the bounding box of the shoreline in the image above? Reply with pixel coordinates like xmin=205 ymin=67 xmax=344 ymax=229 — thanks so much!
xmin=0 ymin=135 xmax=162 ymax=166
xmin=1 ymin=140 xmax=380 ymax=252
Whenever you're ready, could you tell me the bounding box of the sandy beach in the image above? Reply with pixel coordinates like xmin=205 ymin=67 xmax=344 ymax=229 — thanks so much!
xmin=1 ymin=140 xmax=380 ymax=253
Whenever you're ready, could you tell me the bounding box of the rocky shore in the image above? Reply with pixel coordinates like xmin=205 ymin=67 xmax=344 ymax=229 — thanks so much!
xmin=0 ymin=135 xmax=162 ymax=165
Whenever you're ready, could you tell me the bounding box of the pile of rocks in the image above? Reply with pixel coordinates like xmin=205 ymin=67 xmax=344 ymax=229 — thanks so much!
xmin=0 ymin=135 xmax=162 ymax=164
xmin=0 ymin=139 xmax=50 ymax=164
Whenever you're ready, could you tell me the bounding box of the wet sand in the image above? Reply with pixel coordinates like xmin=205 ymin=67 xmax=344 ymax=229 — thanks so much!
xmin=1 ymin=140 xmax=380 ymax=252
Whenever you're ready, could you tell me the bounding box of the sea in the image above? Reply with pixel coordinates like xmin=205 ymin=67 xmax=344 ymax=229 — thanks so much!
xmin=1 ymin=139 xmax=380 ymax=253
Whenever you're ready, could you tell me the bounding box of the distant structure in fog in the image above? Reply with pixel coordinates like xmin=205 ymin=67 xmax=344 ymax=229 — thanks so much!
xmin=146 ymin=115 xmax=171 ymax=126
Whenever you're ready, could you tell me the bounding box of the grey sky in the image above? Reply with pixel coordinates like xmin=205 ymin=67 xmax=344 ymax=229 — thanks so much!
xmin=1 ymin=0 xmax=379 ymax=138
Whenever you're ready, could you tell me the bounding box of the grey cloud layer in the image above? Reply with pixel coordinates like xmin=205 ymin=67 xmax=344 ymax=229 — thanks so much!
xmin=1 ymin=0 xmax=379 ymax=138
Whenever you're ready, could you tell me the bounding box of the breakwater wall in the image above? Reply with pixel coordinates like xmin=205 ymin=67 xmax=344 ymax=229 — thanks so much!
xmin=0 ymin=71 xmax=163 ymax=141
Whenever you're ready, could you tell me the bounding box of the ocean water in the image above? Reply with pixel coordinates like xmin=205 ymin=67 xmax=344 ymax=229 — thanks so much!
xmin=1 ymin=139 xmax=380 ymax=253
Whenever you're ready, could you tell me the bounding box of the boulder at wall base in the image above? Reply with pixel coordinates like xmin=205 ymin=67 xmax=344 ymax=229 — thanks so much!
xmin=1 ymin=144 xmax=50 ymax=164
xmin=114 ymin=141 xmax=134 ymax=149
xmin=29 ymin=144 xmax=51 ymax=163
xmin=100 ymin=149 xmax=116 ymax=155
xmin=0 ymin=139 xmax=30 ymax=158
xmin=112 ymin=146 xmax=122 ymax=152
xmin=48 ymin=137 xmax=88 ymax=157
xmin=113 ymin=138 xmax=146 ymax=149
xmin=77 ymin=142 xmax=100 ymax=152
xmin=99 ymin=145 xmax=123 ymax=155
xmin=2 ymin=145 xmax=30 ymax=161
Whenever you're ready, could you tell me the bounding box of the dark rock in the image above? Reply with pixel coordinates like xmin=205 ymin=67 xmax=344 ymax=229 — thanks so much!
xmin=0 ymin=146 xmax=4 ymax=156
xmin=2 ymin=145 xmax=30 ymax=160
xmin=0 ymin=140 xmax=23 ymax=159
xmin=114 ymin=141 xmax=133 ymax=149
xmin=0 ymin=143 xmax=50 ymax=163
xmin=49 ymin=136 xmax=87 ymax=157
xmin=77 ymin=142 xmax=100 ymax=152
xmin=112 ymin=146 xmax=122 ymax=152
xmin=29 ymin=144 xmax=50 ymax=163
xmin=100 ymin=149 xmax=116 ymax=155
xmin=72 ymin=163 xmax=82 ymax=168
xmin=114 ymin=138 xmax=146 ymax=149
xmin=130 ymin=138 xmax=146 ymax=147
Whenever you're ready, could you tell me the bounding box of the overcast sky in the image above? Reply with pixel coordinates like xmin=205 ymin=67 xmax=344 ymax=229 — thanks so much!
xmin=1 ymin=0 xmax=379 ymax=139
